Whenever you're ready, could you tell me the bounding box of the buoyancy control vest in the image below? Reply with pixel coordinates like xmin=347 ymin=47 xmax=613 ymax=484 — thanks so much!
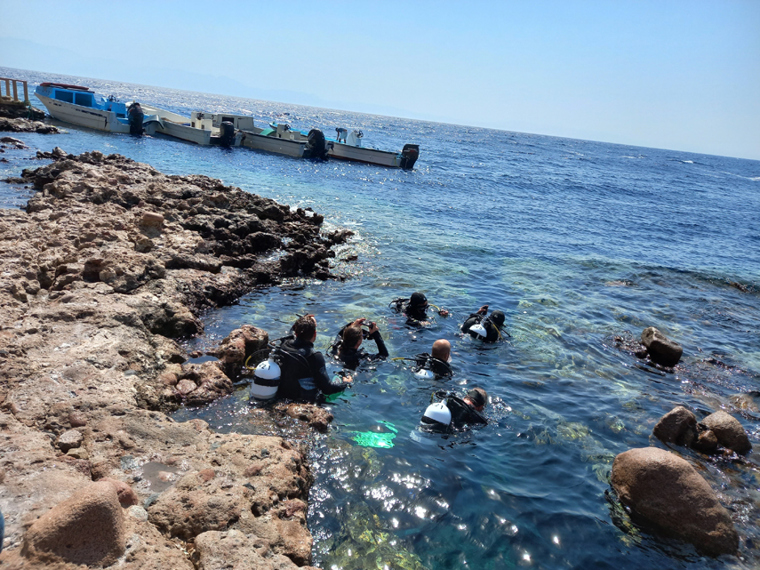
xmin=413 ymin=353 xmax=452 ymax=380
xmin=421 ymin=391 xmax=487 ymax=432
xmin=275 ymin=338 xmax=316 ymax=400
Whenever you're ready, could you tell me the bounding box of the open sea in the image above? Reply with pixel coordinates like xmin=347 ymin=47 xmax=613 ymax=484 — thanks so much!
xmin=2 ymin=66 xmax=760 ymax=569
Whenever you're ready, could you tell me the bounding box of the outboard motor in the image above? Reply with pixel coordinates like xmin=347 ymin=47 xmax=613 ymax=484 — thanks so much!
xmin=420 ymin=401 xmax=452 ymax=431
xmin=400 ymin=144 xmax=420 ymax=170
xmin=250 ymin=356 xmax=281 ymax=400
xmin=219 ymin=121 xmax=235 ymax=147
xmin=305 ymin=128 xmax=327 ymax=160
xmin=127 ymin=103 xmax=144 ymax=136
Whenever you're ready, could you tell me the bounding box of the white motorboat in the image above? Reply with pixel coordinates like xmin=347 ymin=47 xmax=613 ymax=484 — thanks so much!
xmin=327 ymin=128 xmax=419 ymax=169
xmin=239 ymin=122 xmax=328 ymax=159
xmin=143 ymin=108 xmax=253 ymax=146
xmin=35 ymin=83 xmax=160 ymax=135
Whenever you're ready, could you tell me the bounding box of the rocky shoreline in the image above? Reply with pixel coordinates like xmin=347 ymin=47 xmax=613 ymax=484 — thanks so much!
xmin=0 ymin=144 xmax=352 ymax=568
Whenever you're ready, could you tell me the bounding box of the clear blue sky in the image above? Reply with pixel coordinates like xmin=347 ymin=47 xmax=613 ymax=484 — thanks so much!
xmin=2 ymin=0 xmax=759 ymax=160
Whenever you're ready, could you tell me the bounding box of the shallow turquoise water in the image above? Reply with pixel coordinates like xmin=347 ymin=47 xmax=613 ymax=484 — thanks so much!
xmin=2 ymin=66 xmax=760 ymax=569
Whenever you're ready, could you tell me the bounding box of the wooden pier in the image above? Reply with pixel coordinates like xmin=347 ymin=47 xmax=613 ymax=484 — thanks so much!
xmin=0 ymin=77 xmax=30 ymax=104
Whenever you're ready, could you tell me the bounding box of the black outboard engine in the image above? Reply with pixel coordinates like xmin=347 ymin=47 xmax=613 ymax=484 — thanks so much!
xmin=127 ymin=103 xmax=144 ymax=136
xmin=305 ymin=128 xmax=328 ymax=160
xmin=400 ymin=144 xmax=420 ymax=170
xmin=219 ymin=121 xmax=235 ymax=147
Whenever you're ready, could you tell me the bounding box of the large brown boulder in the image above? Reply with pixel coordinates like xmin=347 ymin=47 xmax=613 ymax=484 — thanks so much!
xmin=21 ymin=480 xmax=126 ymax=566
xmin=641 ymin=327 xmax=683 ymax=367
xmin=611 ymin=447 xmax=738 ymax=556
xmin=701 ymin=411 xmax=752 ymax=454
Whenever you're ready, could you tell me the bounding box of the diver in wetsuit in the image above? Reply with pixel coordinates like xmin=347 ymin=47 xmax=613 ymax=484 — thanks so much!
xmin=334 ymin=318 xmax=389 ymax=371
xmin=412 ymin=339 xmax=453 ymax=380
xmin=461 ymin=305 xmax=507 ymax=342
xmin=276 ymin=314 xmax=351 ymax=402
xmin=390 ymin=292 xmax=449 ymax=327
xmin=421 ymin=387 xmax=489 ymax=432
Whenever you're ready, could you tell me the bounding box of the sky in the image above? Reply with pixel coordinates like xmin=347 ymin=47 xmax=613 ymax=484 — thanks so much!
xmin=1 ymin=0 xmax=759 ymax=160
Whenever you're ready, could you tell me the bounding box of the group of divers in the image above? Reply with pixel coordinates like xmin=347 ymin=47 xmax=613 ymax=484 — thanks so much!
xmin=249 ymin=292 xmax=508 ymax=433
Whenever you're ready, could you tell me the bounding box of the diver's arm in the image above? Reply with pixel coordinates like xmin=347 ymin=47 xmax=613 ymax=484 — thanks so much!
xmin=312 ymin=351 xmax=349 ymax=394
xmin=369 ymin=330 xmax=389 ymax=359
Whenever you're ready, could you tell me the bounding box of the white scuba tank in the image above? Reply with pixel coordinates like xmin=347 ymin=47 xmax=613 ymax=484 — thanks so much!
xmin=251 ymin=357 xmax=280 ymax=400
xmin=420 ymin=401 xmax=452 ymax=429
xmin=470 ymin=322 xmax=488 ymax=338
xmin=414 ymin=367 xmax=435 ymax=380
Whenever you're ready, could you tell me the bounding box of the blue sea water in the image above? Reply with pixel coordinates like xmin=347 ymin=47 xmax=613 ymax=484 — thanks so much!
xmin=2 ymin=67 xmax=760 ymax=569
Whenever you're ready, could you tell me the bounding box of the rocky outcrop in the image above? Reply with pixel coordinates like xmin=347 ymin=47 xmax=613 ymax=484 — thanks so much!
xmin=611 ymin=447 xmax=738 ymax=556
xmin=0 ymin=151 xmax=350 ymax=568
xmin=0 ymin=117 xmax=58 ymax=134
xmin=701 ymin=410 xmax=752 ymax=454
xmin=640 ymin=327 xmax=683 ymax=367
xmin=652 ymin=406 xmax=750 ymax=455
xmin=211 ymin=324 xmax=269 ymax=379
xmin=0 ymin=101 xmax=46 ymax=120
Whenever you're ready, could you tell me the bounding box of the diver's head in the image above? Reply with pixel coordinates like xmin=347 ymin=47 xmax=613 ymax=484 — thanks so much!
xmin=294 ymin=314 xmax=317 ymax=342
xmin=342 ymin=324 xmax=363 ymax=349
xmin=409 ymin=292 xmax=428 ymax=309
xmin=464 ymin=387 xmax=488 ymax=412
xmin=489 ymin=310 xmax=506 ymax=328
xmin=431 ymin=339 xmax=451 ymax=362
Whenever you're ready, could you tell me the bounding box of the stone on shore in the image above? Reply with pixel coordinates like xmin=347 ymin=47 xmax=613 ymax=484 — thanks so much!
xmin=611 ymin=447 xmax=738 ymax=556
xmin=213 ymin=324 xmax=269 ymax=379
xmin=701 ymin=410 xmax=752 ymax=454
xmin=20 ymin=481 xmax=126 ymax=566
xmin=641 ymin=327 xmax=683 ymax=367
xmin=195 ymin=529 xmax=321 ymax=570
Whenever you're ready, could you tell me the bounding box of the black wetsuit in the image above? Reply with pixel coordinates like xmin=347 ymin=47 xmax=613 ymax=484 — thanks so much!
xmin=446 ymin=395 xmax=488 ymax=429
xmin=413 ymin=353 xmax=453 ymax=380
xmin=337 ymin=331 xmax=389 ymax=371
xmin=276 ymin=337 xmax=346 ymax=402
xmin=461 ymin=313 xmax=501 ymax=342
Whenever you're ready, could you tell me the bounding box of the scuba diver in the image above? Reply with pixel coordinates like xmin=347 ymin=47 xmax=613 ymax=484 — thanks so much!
xmin=411 ymin=339 xmax=453 ymax=380
xmin=331 ymin=318 xmax=389 ymax=371
xmin=421 ymin=387 xmax=489 ymax=433
xmin=390 ymin=292 xmax=449 ymax=327
xmin=275 ymin=314 xmax=352 ymax=402
xmin=461 ymin=305 xmax=508 ymax=342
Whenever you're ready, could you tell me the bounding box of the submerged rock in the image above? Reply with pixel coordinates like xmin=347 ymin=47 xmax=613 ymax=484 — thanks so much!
xmin=641 ymin=327 xmax=683 ymax=367
xmin=611 ymin=447 xmax=738 ymax=556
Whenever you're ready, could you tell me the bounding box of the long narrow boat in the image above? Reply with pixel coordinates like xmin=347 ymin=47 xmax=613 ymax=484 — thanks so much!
xmin=327 ymin=128 xmax=419 ymax=169
xmin=239 ymin=122 xmax=328 ymax=159
xmin=35 ymin=83 xmax=160 ymax=135
xmin=143 ymin=108 xmax=253 ymax=146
